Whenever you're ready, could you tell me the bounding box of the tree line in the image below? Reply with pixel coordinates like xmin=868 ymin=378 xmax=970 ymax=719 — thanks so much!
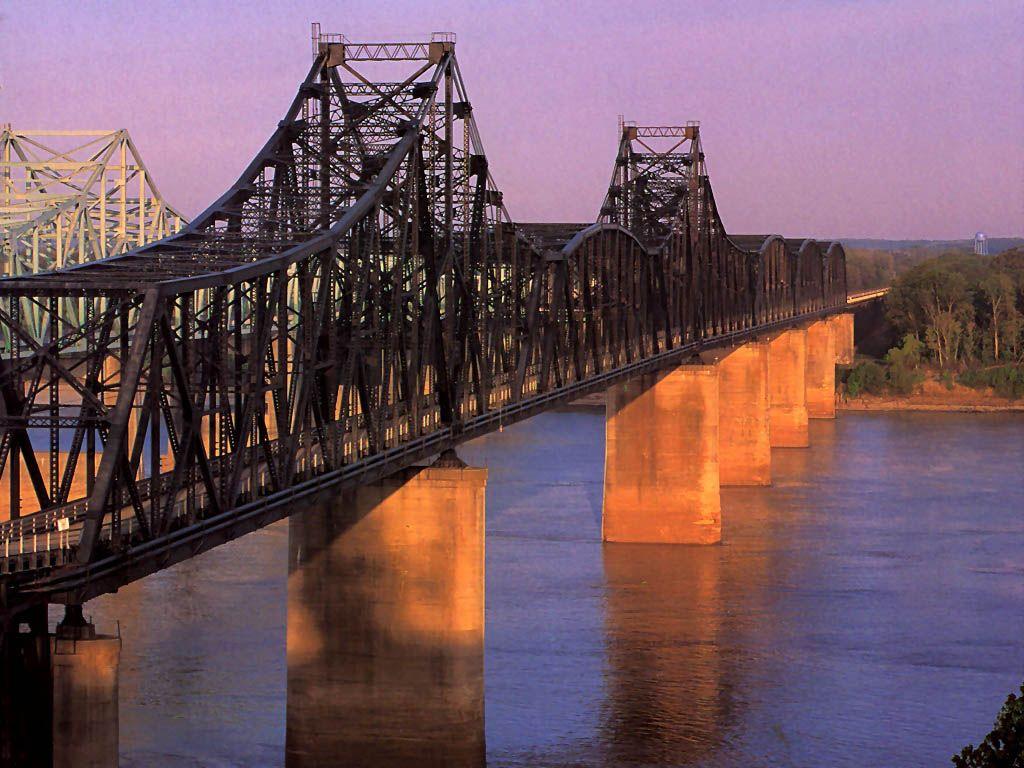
xmin=886 ymin=248 xmax=1024 ymax=366
xmin=843 ymin=247 xmax=1024 ymax=399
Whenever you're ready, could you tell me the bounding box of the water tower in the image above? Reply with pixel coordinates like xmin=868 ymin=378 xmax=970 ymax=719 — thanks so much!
xmin=974 ymin=232 xmax=988 ymax=255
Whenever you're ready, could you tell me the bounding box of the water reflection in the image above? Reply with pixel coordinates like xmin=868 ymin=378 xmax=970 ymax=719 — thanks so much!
xmin=601 ymin=543 xmax=732 ymax=765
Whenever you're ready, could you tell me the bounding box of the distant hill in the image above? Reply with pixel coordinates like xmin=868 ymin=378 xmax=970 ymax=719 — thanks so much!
xmin=839 ymin=238 xmax=1024 ymax=255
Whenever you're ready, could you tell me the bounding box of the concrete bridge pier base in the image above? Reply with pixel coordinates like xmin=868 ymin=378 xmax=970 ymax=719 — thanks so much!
xmin=768 ymin=329 xmax=810 ymax=447
xmin=805 ymin=320 xmax=838 ymax=419
xmin=286 ymin=455 xmax=487 ymax=768
xmin=829 ymin=312 xmax=855 ymax=365
xmin=602 ymin=365 xmax=721 ymax=544
xmin=715 ymin=341 xmax=771 ymax=486
xmin=51 ymin=605 xmax=121 ymax=768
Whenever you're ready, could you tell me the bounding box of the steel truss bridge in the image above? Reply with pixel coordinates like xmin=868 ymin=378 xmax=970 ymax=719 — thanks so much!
xmin=0 ymin=127 xmax=187 ymax=340
xmin=0 ymin=32 xmax=847 ymax=624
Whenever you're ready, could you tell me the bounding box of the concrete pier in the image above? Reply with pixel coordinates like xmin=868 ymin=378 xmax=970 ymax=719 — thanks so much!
xmin=603 ymin=366 xmax=721 ymax=544
xmin=51 ymin=608 xmax=120 ymax=768
xmin=767 ymin=329 xmax=809 ymax=448
xmin=287 ymin=458 xmax=486 ymax=768
xmin=830 ymin=313 xmax=855 ymax=365
xmin=805 ymin=320 xmax=837 ymax=419
xmin=715 ymin=342 xmax=771 ymax=486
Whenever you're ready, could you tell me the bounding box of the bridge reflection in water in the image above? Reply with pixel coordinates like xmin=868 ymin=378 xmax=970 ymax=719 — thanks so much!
xmin=601 ymin=542 xmax=733 ymax=765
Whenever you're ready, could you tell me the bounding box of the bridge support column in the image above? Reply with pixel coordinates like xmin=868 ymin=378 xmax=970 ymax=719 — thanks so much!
xmin=768 ymin=329 xmax=809 ymax=448
xmin=805 ymin=320 xmax=837 ymax=419
xmin=287 ymin=456 xmax=486 ymax=768
xmin=51 ymin=606 xmax=120 ymax=768
xmin=603 ymin=366 xmax=720 ymax=544
xmin=716 ymin=341 xmax=771 ymax=486
xmin=829 ymin=313 xmax=855 ymax=365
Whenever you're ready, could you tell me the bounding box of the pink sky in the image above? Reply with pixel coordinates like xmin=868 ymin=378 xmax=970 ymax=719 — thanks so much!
xmin=2 ymin=0 xmax=1021 ymax=239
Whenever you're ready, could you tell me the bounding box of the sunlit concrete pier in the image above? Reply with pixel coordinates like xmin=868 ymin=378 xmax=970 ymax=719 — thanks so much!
xmin=601 ymin=313 xmax=854 ymax=544
xmin=286 ymin=458 xmax=486 ymax=768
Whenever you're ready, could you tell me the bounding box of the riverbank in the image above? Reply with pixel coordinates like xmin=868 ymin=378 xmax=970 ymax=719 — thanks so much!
xmin=838 ymin=376 xmax=1024 ymax=412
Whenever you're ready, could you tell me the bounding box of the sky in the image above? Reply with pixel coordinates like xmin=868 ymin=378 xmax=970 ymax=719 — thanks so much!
xmin=1 ymin=0 xmax=1021 ymax=240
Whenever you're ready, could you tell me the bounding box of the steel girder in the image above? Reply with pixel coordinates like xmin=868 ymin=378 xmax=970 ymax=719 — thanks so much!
xmin=0 ymin=37 xmax=847 ymax=617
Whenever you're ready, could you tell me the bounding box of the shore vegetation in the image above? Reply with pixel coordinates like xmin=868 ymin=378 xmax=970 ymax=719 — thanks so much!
xmin=842 ymin=248 xmax=1024 ymax=402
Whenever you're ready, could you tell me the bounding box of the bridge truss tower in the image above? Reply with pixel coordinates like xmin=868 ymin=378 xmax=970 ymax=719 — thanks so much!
xmin=600 ymin=120 xmax=705 ymax=245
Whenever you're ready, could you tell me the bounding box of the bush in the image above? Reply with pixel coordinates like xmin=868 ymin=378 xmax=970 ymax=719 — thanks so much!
xmin=885 ymin=333 xmax=925 ymax=369
xmin=953 ymin=682 xmax=1024 ymax=767
xmin=957 ymin=365 xmax=1024 ymax=399
xmin=884 ymin=334 xmax=925 ymax=395
xmin=846 ymin=361 xmax=886 ymax=398
xmin=958 ymin=368 xmax=988 ymax=390
xmin=887 ymin=362 xmax=923 ymax=395
xmin=990 ymin=366 xmax=1024 ymax=399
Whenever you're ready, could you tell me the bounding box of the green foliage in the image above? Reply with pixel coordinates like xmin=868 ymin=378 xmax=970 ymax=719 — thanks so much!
xmin=958 ymin=366 xmax=1024 ymax=399
xmin=885 ymin=333 xmax=924 ymax=368
xmin=885 ymin=251 xmax=1024 ymax=370
xmin=886 ymin=361 xmax=924 ymax=395
xmin=940 ymin=370 xmax=955 ymax=390
xmin=845 ymin=248 xmax=897 ymax=292
xmin=884 ymin=334 xmax=925 ymax=394
xmin=846 ymin=361 xmax=886 ymax=397
xmin=952 ymin=682 xmax=1024 ymax=767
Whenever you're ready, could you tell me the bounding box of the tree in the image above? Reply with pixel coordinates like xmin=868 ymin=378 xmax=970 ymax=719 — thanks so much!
xmin=885 ymin=334 xmax=925 ymax=394
xmin=952 ymin=682 xmax=1024 ymax=767
xmin=979 ymin=271 xmax=1017 ymax=361
xmin=885 ymin=252 xmax=1024 ymax=368
xmin=887 ymin=257 xmax=977 ymax=366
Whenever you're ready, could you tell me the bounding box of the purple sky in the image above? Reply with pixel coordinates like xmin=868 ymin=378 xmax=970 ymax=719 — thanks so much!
xmin=2 ymin=0 xmax=1021 ymax=239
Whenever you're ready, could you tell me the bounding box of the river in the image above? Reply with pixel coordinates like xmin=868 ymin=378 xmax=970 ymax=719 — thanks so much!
xmin=81 ymin=410 xmax=1024 ymax=767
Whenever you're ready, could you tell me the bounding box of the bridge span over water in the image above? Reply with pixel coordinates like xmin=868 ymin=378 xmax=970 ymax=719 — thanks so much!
xmin=0 ymin=30 xmax=881 ymax=767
